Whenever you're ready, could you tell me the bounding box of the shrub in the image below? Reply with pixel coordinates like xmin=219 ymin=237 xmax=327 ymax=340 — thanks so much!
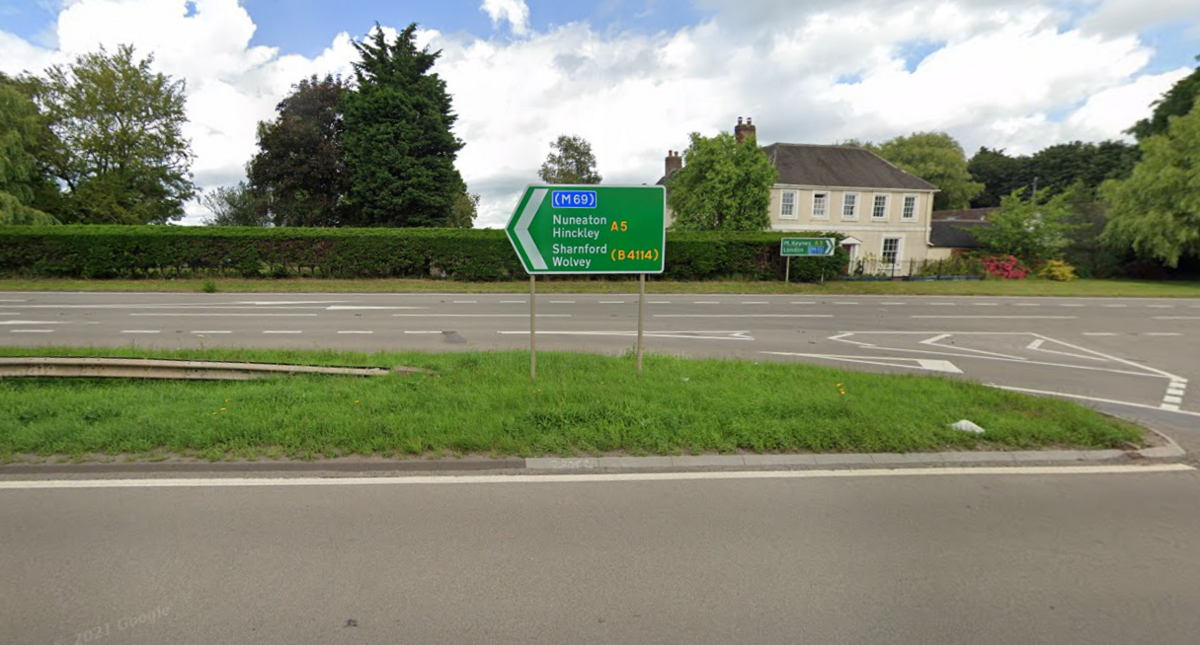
xmin=981 ymin=255 xmax=1028 ymax=280
xmin=1039 ymin=259 xmax=1078 ymax=282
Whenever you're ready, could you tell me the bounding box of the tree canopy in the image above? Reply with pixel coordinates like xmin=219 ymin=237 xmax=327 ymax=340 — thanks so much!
xmin=202 ymin=181 xmax=268 ymax=226
xmin=31 ymin=45 xmax=195 ymax=224
xmin=1128 ymin=56 xmax=1200 ymax=141
xmin=666 ymin=131 xmax=777 ymax=231
xmin=248 ymin=74 xmax=348 ymax=227
xmin=538 ymin=135 xmax=602 ymax=184
xmin=972 ymin=189 xmax=1075 ymax=262
xmin=1102 ymin=97 xmax=1200 ymax=267
xmin=340 ymin=24 xmax=465 ymax=227
xmin=967 ymin=141 xmax=1139 ymax=208
xmin=868 ymin=132 xmax=982 ymax=210
xmin=0 ymin=74 xmax=57 ymax=225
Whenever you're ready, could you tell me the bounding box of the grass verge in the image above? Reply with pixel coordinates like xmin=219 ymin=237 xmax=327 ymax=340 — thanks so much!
xmin=0 ymin=277 xmax=1198 ymax=297
xmin=0 ymin=346 xmax=1143 ymax=462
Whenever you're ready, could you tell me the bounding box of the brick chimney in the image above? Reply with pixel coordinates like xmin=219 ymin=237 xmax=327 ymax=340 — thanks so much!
xmin=734 ymin=116 xmax=756 ymax=145
xmin=664 ymin=150 xmax=682 ymax=177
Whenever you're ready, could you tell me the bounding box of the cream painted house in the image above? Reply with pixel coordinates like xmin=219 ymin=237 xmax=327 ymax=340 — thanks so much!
xmin=660 ymin=119 xmax=940 ymax=276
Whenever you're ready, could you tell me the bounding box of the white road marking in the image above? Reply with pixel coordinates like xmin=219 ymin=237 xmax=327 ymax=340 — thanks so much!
xmin=880 ymin=302 xmax=905 ymax=306
xmin=9 ymin=329 xmax=54 ymax=333
xmin=911 ymin=315 xmax=1077 ymax=319
xmin=403 ymin=331 xmax=443 ymax=335
xmin=0 ymin=320 xmax=64 ymax=325
xmin=834 ymin=301 xmax=858 ymax=305
xmin=337 ymin=331 xmax=373 ymax=335
xmin=1014 ymin=303 xmax=1038 ymax=307
xmin=1082 ymin=332 xmax=1118 ymax=336
xmin=120 ymin=330 xmax=160 ymax=334
xmin=764 ymin=351 xmax=963 ymax=374
xmin=740 ymin=301 xmax=768 ymax=305
xmin=600 ymin=300 xmax=626 ymax=304
xmin=191 ymin=331 xmax=231 ymax=334
xmin=1155 ymin=317 xmax=1200 ymax=320
xmin=649 ymin=301 xmax=671 ymax=304
xmin=1162 ymin=404 xmax=1181 ymax=411
xmin=232 ymin=300 xmax=345 ymax=305
xmin=0 ymin=299 xmax=27 ymax=302
xmin=655 ymin=314 xmax=833 ymax=318
xmin=987 ymin=385 xmax=1200 ymax=419
xmin=1059 ymin=304 xmax=1085 ymax=307
xmin=972 ymin=303 xmax=999 ymax=306
xmin=263 ymin=331 xmax=302 ymax=335
xmin=1024 ymin=338 xmax=1105 ymax=361
xmin=918 ymin=333 xmax=1025 ymax=359
xmin=1148 ymin=305 xmax=1174 ymax=309
xmin=791 ymin=301 xmax=816 ymax=304
xmin=1103 ymin=304 xmax=1128 ymax=308
xmin=130 ymin=313 xmax=318 ymax=317
xmin=1146 ymin=332 xmax=1183 ymax=337
xmin=453 ymin=300 xmax=477 ymax=304
xmin=827 ymin=332 xmax=1172 ymax=379
xmin=2 ymin=465 xmax=1189 ymax=490
xmin=550 ymin=300 xmax=576 ymax=304
xmin=326 ymin=306 xmax=427 ymax=311
xmin=392 ymin=314 xmax=570 ymax=318
xmin=1164 ymin=396 xmax=1183 ymax=404
xmin=499 ymin=330 xmax=755 ymax=341
xmin=928 ymin=302 xmax=955 ymax=306
xmin=499 ymin=300 xmax=527 ymax=304
xmin=693 ymin=301 xmax=720 ymax=304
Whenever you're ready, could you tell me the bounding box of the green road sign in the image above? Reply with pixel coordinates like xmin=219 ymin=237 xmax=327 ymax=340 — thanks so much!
xmin=781 ymin=237 xmax=835 ymax=257
xmin=505 ymin=185 xmax=666 ymax=274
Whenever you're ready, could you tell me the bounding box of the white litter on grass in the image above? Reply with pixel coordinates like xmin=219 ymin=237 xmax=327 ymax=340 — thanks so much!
xmin=952 ymin=420 xmax=986 ymax=434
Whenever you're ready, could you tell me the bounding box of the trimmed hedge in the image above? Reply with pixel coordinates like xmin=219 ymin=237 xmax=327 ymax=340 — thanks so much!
xmin=0 ymin=226 xmax=849 ymax=282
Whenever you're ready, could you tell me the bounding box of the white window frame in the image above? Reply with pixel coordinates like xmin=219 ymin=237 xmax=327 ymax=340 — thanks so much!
xmin=811 ymin=192 xmax=829 ymax=220
xmin=780 ymin=190 xmax=798 ymax=220
xmin=841 ymin=193 xmax=859 ymax=221
xmin=871 ymin=194 xmax=889 ymax=221
xmin=901 ymin=194 xmax=918 ymax=221
xmin=881 ymin=236 xmax=902 ymax=266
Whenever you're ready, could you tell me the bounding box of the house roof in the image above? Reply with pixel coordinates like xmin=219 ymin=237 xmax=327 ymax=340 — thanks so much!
xmin=761 ymin=143 xmax=938 ymax=191
xmin=930 ymin=219 xmax=988 ymax=248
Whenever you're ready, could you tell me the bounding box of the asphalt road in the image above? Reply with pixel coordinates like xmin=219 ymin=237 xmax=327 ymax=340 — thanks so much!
xmin=3 ymin=291 xmax=1198 ymax=425
xmin=2 ymin=467 xmax=1199 ymax=645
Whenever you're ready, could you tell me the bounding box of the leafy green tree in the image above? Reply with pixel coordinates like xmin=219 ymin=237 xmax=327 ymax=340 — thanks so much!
xmin=538 ymin=135 xmax=601 ymax=184
xmin=0 ymin=74 xmax=58 ymax=225
xmin=448 ymin=191 xmax=479 ymax=228
xmin=873 ymin=132 xmax=982 ymax=210
xmin=248 ymin=74 xmax=348 ymax=227
xmin=972 ymin=189 xmax=1075 ymax=262
xmin=968 ymin=147 xmax=1030 ymax=208
xmin=667 ymin=131 xmax=777 ymax=231
xmin=202 ymin=181 xmax=268 ymax=226
xmin=1128 ymin=55 xmax=1200 ymax=140
xmin=32 ymin=45 xmax=195 ymax=224
xmin=341 ymin=24 xmax=465 ymax=227
xmin=1103 ymin=98 xmax=1200 ymax=267
xmin=1030 ymin=141 xmax=1138 ymax=193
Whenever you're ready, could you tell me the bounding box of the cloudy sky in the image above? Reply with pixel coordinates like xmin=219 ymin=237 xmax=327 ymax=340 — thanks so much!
xmin=1 ymin=0 xmax=1197 ymax=227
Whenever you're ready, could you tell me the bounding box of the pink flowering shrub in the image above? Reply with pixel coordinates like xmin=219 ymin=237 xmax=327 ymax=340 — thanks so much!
xmin=981 ymin=255 xmax=1028 ymax=280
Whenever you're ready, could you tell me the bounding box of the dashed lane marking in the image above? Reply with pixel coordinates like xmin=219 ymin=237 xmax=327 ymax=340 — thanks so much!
xmin=1082 ymin=332 xmax=1118 ymax=336
xmin=453 ymin=300 xmax=477 ymax=304
xmin=600 ymin=300 xmax=626 ymax=304
xmin=1146 ymin=332 xmax=1183 ymax=337
xmin=0 ymin=320 xmax=65 ymax=325
xmin=1155 ymin=317 xmax=1200 ymax=320
xmin=403 ymin=331 xmax=443 ymax=334
xmin=337 ymin=331 xmax=373 ymax=334
xmin=693 ymin=301 xmax=720 ymax=304
xmin=190 ymin=331 xmax=231 ymax=334
xmin=9 ymin=329 xmax=54 ymax=333
xmin=130 ymin=313 xmax=318 ymax=317
xmin=649 ymin=301 xmax=671 ymax=304
xmin=550 ymin=300 xmax=576 ymax=304
xmin=740 ymin=301 xmax=769 ymax=305
xmin=120 ymin=330 xmax=160 ymax=334
xmin=912 ymin=315 xmax=1077 ymax=320
xmin=392 ymin=314 xmax=570 ymax=318
xmin=1148 ymin=305 xmax=1175 ymax=309
xmin=263 ymin=331 xmax=302 ymax=335
xmin=499 ymin=300 xmax=526 ymax=304
xmin=655 ymin=314 xmax=833 ymax=319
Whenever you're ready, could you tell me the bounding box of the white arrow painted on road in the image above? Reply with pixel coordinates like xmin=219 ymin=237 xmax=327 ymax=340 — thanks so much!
xmin=516 ymin=188 xmax=548 ymax=270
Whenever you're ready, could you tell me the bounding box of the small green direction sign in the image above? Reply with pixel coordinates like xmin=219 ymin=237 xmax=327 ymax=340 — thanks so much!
xmin=781 ymin=237 xmax=835 ymax=257
xmin=506 ymin=185 xmax=666 ymax=275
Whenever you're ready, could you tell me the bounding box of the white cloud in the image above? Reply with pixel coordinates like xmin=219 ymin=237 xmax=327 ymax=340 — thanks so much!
xmin=0 ymin=0 xmax=1193 ymax=227
xmin=480 ymin=0 xmax=531 ymax=36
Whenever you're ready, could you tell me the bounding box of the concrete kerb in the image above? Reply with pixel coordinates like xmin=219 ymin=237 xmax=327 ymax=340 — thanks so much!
xmin=0 ymin=442 xmax=1184 ymax=476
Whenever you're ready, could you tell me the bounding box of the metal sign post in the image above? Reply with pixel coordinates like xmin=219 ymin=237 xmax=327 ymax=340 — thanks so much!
xmin=505 ymin=185 xmax=666 ymax=377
